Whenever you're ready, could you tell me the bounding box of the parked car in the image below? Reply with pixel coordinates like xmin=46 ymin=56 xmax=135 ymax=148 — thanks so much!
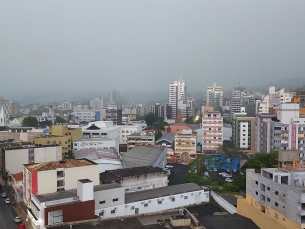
xmin=219 ymin=172 xmax=226 ymax=176
xmin=225 ymin=178 xmax=233 ymax=182
xmin=14 ymin=216 xmax=22 ymax=223
xmin=1 ymin=192 xmax=7 ymax=198
xmin=226 ymin=170 xmax=230 ymax=172
xmin=165 ymin=165 xmax=173 ymax=168
xmin=223 ymin=174 xmax=232 ymax=178
xmin=213 ymin=168 xmax=218 ymax=172
xmin=204 ymin=172 xmax=209 ymax=178
xmin=18 ymin=224 xmax=26 ymax=229
xmin=5 ymin=198 xmax=10 ymax=204
xmin=181 ymin=163 xmax=189 ymax=165
xmin=240 ymin=171 xmax=244 ymax=175
xmin=221 ymin=173 xmax=229 ymax=177
xmin=233 ymin=169 xmax=237 ymax=173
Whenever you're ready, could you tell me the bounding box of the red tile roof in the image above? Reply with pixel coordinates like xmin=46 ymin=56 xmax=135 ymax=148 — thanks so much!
xmin=12 ymin=172 xmax=23 ymax=181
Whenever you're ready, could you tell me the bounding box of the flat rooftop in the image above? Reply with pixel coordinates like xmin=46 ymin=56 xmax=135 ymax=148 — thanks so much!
xmin=125 ymin=183 xmax=202 ymax=203
xmin=25 ymin=159 xmax=96 ymax=172
xmin=103 ymin=166 xmax=164 ymax=178
xmin=262 ymin=168 xmax=289 ymax=173
xmin=74 ymin=148 xmax=119 ymax=161
xmin=94 ymin=183 xmax=122 ymax=192
xmin=75 ymin=138 xmax=116 ymax=142
xmin=4 ymin=144 xmax=60 ymax=150
xmin=35 ymin=189 xmax=77 ymax=203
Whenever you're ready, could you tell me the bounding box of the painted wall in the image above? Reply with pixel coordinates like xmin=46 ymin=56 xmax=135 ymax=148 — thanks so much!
xmin=37 ymin=170 xmax=58 ymax=195
xmin=34 ymin=146 xmax=62 ymax=163
xmin=94 ymin=186 xmax=125 ymax=209
xmin=5 ymin=148 xmax=29 ymax=174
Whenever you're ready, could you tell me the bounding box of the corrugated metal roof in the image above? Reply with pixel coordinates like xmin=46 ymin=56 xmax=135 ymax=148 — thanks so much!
xmin=156 ymin=132 xmax=175 ymax=144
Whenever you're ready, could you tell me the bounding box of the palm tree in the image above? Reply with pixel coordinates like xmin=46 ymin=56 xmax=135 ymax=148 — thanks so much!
xmin=1 ymin=169 xmax=10 ymax=186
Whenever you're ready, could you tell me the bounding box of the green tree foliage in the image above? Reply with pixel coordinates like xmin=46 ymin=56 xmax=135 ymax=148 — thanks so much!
xmin=184 ymin=117 xmax=195 ymax=124
xmin=144 ymin=113 xmax=159 ymax=127
xmin=0 ymin=126 xmax=7 ymax=131
xmin=22 ymin=116 xmax=38 ymax=127
xmin=1 ymin=169 xmax=9 ymax=186
xmin=64 ymin=150 xmax=75 ymax=159
xmin=189 ymin=155 xmax=206 ymax=176
xmin=56 ymin=116 xmax=67 ymax=123
xmin=152 ymin=122 xmax=165 ymax=141
xmin=38 ymin=120 xmax=53 ymax=127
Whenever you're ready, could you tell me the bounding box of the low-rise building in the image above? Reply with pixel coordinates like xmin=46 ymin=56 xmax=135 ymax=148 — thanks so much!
xmin=74 ymin=148 xmax=123 ymax=173
xmin=126 ymin=132 xmax=155 ymax=151
xmin=0 ymin=144 xmax=62 ymax=174
xmin=0 ymin=127 xmax=44 ymax=142
xmin=72 ymin=110 xmax=96 ymax=123
xmin=156 ymin=132 xmax=175 ymax=148
xmin=174 ymin=129 xmax=197 ymax=159
xmin=100 ymin=166 xmax=168 ymax=192
xmin=73 ymin=138 xmax=119 ymax=152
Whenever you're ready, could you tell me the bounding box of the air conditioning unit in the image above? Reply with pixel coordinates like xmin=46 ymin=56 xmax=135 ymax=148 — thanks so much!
xmin=125 ymin=205 xmax=128 ymax=208
xmin=148 ymin=200 xmax=151 ymax=203
xmin=191 ymin=193 xmax=194 ymax=196
xmin=141 ymin=202 xmax=144 ymax=205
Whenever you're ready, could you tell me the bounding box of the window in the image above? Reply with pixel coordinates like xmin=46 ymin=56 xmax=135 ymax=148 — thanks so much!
xmin=255 ymin=181 xmax=258 ymax=185
xmin=99 ymin=211 xmax=104 ymax=216
xmin=65 ymin=141 xmax=67 ymax=144
xmin=267 ymin=197 xmax=270 ymax=202
xmin=138 ymin=187 xmax=142 ymax=190
xmin=275 ymin=202 xmax=278 ymax=207
xmin=275 ymin=191 xmax=278 ymax=195
xmin=57 ymin=180 xmax=64 ymax=187
xmin=111 ymin=210 xmax=115 ymax=214
xmin=267 ymin=186 xmax=270 ymax=191
xmin=172 ymin=197 xmax=175 ymax=202
xmin=283 ymin=206 xmax=285 ymax=209
xmin=283 ymin=218 xmax=285 ymax=221
xmin=275 ymin=213 xmax=278 ymax=219
xmin=158 ymin=200 xmax=162 ymax=204
xmin=99 ymin=201 xmax=105 ymax=204
xmin=57 ymin=171 xmax=64 ymax=178
xmin=113 ymin=198 xmax=118 ymax=202
xmin=130 ymin=206 xmax=134 ymax=210
xmin=283 ymin=194 xmax=286 ymax=197
xmin=184 ymin=196 xmax=188 ymax=199
xmin=144 ymin=203 xmax=148 ymax=207
xmin=255 ymin=191 xmax=258 ymax=196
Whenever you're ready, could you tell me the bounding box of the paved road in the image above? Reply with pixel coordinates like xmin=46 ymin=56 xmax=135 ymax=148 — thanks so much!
xmin=168 ymin=163 xmax=189 ymax=186
xmin=0 ymin=186 xmax=18 ymax=229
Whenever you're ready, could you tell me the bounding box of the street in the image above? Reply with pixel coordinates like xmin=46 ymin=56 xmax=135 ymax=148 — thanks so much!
xmin=0 ymin=186 xmax=18 ymax=229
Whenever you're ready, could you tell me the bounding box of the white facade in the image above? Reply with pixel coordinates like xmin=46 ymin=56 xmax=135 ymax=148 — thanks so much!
xmin=73 ymin=138 xmax=119 ymax=152
xmin=206 ymin=82 xmax=223 ymax=112
xmin=202 ymin=112 xmax=223 ymax=151
xmin=258 ymin=86 xmax=294 ymax=113
xmin=95 ymin=187 xmax=209 ymax=219
xmin=169 ymin=76 xmax=187 ymax=119
xmin=0 ymin=106 xmax=7 ymax=126
xmin=3 ymin=145 xmax=62 ymax=174
xmin=72 ymin=110 xmax=96 ymax=122
xmin=82 ymin=121 xmax=120 ymax=139
xmin=90 ymin=98 xmax=103 ymax=110
xmin=119 ymin=125 xmax=142 ymax=144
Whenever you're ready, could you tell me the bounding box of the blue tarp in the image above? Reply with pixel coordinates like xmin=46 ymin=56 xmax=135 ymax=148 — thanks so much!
xmin=205 ymin=155 xmax=239 ymax=170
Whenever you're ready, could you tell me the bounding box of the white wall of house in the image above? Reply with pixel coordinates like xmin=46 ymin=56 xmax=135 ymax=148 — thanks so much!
xmin=37 ymin=170 xmax=58 ymax=195
xmin=73 ymin=139 xmax=119 ymax=152
xmin=94 ymin=159 xmax=122 ymax=173
xmin=94 ymin=187 xmax=125 ymax=209
xmin=95 ymin=189 xmax=209 ymax=218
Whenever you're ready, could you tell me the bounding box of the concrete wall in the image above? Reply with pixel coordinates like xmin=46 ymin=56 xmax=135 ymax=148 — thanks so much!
xmin=94 ymin=186 xmax=125 ymax=209
xmin=153 ymin=148 xmax=167 ymax=169
xmin=34 ymin=146 xmax=62 ymax=164
xmin=211 ymin=191 xmax=237 ymax=214
xmin=5 ymin=148 xmax=29 ymax=174
xmin=64 ymin=165 xmax=100 ymax=190
xmin=95 ymin=189 xmax=209 ymax=219
xmin=38 ymin=170 xmax=58 ymax=195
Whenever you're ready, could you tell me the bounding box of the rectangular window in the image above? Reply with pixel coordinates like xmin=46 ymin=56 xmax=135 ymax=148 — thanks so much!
xmin=99 ymin=201 xmax=105 ymax=204
xmin=111 ymin=210 xmax=115 ymax=214
xmin=184 ymin=196 xmax=188 ymax=199
xmin=275 ymin=213 xmax=278 ymax=219
xmin=172 ymin=197 xmax=175 ymax=202
xmin=275 ymin=202 xmax=278 ymax=207
xmin=113 ymin=198 xmax=118 ymax=202
xmin=99 ymin=211 xmax=104 ymax=216
xmin=158 ymin=200 xmax=162 ymax=204
xmin=275 ymin=191 xmax=278 ymax=195
xmin=267 ymin=186 xmax=270 ymax=191
xmin=144 ymin=203 xmax=148 ymax=207
xmin=255 ymin=191 xmax=258 ymax=196
xmin=130 ymin=206 xmax=134 ymax=210
xmin=267 ymin=197 xmax=270 ymax=202
xmin=255 ymin=181 xmax=258 ymax=185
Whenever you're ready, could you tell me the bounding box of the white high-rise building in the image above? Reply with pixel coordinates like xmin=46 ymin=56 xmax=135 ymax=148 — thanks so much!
xmin=206 ymin=82 xmax=223 ymax=112
xmin=90 ymin=98 xmax=103 ymax=110
xmin=168 ymin=77 xmax=187 ymax=119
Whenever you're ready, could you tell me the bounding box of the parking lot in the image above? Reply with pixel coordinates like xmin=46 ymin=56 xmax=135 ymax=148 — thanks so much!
xmin=167 ymin=163 xmax=189 ymax=186
xmin=207 ymin=170 xmax=241 ymax=183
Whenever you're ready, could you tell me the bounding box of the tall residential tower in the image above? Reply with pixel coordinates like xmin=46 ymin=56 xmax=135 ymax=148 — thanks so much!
xmin=206 ymin=82 xmax=223 ymax=112
xmin=169 ymin=77 xmax=187 ymax=119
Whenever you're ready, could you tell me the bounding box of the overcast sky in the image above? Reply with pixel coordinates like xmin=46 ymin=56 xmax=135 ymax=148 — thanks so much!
xmin=1 ymin=0 xmax=305 ymax=99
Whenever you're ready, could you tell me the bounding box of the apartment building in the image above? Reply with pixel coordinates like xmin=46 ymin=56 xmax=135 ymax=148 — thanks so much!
xmin=23 ymin=159 xmax=99 ymax=206
xmin=169 ymin=77 xmax=187 ymax=119
xmin=258 ymin=86 xmax=295 ymax=113
xmin=100 ymin=166 xmax=168 ymax=192
xmin=202 ymin=106 xmax=223 ymax=152
xmin=126 ymin=132 xmax=155 ymax=151
xmin=237 ymin=150 xmax=305 ymax=229
xmin=0 ymin=144 xmax=62 ymax=174
xmin=0 ymin=127 xmax=44 ymax=142
xmin=231 ymin=89 xmax=242 ymax=119
xmin=102 ymin=105 xmax=123 ymax=125
xmin=206 ymin=82 xmax=223 ymax=112
xmin=174 ymin=129 xmax=197 ymax=159
xmin=232 ymin=109 xmax=255 ymax=153
xmin=73 ymin=138 xmax=119 ymax=152
xmin=72 ymin=110 xmax=96 ymax=122
xmin=255 ymin=103 xmax=305 ymax=158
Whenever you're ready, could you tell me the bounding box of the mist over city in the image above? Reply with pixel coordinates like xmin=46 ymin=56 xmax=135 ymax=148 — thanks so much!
xmin=0 ymin=1 xmax=305 ymax=229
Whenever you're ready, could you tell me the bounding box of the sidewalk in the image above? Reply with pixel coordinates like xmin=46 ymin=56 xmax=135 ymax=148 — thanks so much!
xmin=0 ymin=178 xmax=34 ymax=229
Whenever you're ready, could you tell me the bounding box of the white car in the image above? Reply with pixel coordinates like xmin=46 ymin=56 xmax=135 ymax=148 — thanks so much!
xmin=165 ymin=165 xmax=173 ymax=168
xmin=233 ymin=169 xmax=237 ymax=173
xmin=225 ymin=178 xmax=233 ymax=182
xmin=213 ymin=168 xmax=218 ymax=172
xmin=219 ymin=172 xmax=226 ymax=176
xmin=1 ymin=192 xmax=6 ymax=198
xmin=221 ymin=173 xmax=229 ymax=177
xmin=164 ymin=169 xmax=171 ymax=176
xmin=240 ymin=172 xmax=244 ymax=175
xmin=14 ymin=217 xmax=22 ymax=223
xmin=181 ymin=163 xmax=189 ymax=165
xmin=5 ymin=198 xmax=10 ymax=204
xmin=223 ymin=174 xmax=232 ymax=178
xmin=226 ymin=170 xmax=230 ymax=172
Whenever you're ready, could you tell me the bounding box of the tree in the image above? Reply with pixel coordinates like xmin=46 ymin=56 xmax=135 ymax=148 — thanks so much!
xmin=152 ymin=122 xmax=165 ymax=141
xmin=144 ymin=113 xmax=159 ymax=127
xmin=56 ymin=116 xmax=67 ymax=123
xmin=1 ymin=169 xmax=9 ymax=186
xmin=38 ymin=120 xmax=53 ymax=128
xmin=218 ymin=140 xmax=243 ymax=176
xmin=184 ymin=117 xmax=195 ymax=124
xmin=64 ymin=150 xmax=75 ymax=159
xmin=189 ymin=155 xmax=206 ymax=176
xmin=22 ymin=116 xmax=38 ymax=127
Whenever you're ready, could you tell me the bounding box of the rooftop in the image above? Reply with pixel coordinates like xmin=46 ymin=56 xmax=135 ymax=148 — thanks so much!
xmin=127 ymin=133 xmax=154 ymax=137
xmin=35 ymin=189 xmax=77 ymax=203
xmin=4 ymin=144 xmax=60 ymax=150
xmin=156 ymin=132 xmax=175 ymax=144
xmin=12 ymin=172 xmax=23 ymax=181
xmin=100 ymin=166 xmax=164 ymax=182
xmin=94 ymin=183 xmax=122 ymax=192
xmin=125 ymin=183 xmax=202 ymax=203
xmin=74 ymin=148 xmax=119 ymax=161
xmin=122 ymin=146 xmax=166 ymax=168
xmin=74 ymin=138 xmax=116 ymax=142
xmin=25 ymin=159 xmax=96 ymax=172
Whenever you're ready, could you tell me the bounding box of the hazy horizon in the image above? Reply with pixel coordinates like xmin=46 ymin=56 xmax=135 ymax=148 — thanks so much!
xmin=1 ymin=0 xmax=305 ymax=103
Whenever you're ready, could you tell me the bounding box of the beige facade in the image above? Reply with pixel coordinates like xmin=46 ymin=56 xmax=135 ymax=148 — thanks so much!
xmin=126 ymin=132 xmax=155 ymax=151
xmin=202 ymin=107 xmax=223 ymax=151
xmin=174 ymin=129 xmax=197 ymax=159
xmin=0 ymin=127 xmax=43 ymax=142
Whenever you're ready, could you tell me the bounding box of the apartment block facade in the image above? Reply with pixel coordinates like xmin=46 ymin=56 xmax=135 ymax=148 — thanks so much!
xmin=169 ymin=77 xmax=187 ymax=119
xmin=206 ymin=82 xmax=223 ymax=112
xmin=126 ymin=132 xmax=155 ymax=151
xmin=174 ymin=129 xmax=197 ymax=159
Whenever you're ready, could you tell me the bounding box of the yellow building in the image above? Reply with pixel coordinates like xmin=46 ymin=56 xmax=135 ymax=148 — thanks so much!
xmin=34 ymin=125 xmax=82 ymax=156
xmin=174 ymin=129 xmax=197 ymax=159
xmin=238 ymin=164 xmax=304 ymax=229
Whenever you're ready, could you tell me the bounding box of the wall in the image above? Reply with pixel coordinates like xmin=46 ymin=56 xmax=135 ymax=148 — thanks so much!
xmin=34 ymin=136 xmax=71 ymax=154
xmin=5 ymin=148 xmax=29 ymax=174
xmin=94 ymin=187 xmax=125 ymax=209
xmin=211 ymin=191 xmax=237 ymax=214
xmin=34 ymin=146 xmax=62 ymax=164
xmin=44 ymin=200 xmax=95 ymax=227
xmin=64 ymin=165 xmax=100 ymax=190
xmin=94 ymin=159 xmax=122 ymax=173
xmin=37 ymin=170 xmax=58 ymax=195
xmin=153 ymin=148 xmax=167 ymax=169
xmin=95 ymin=189 xmax=209 ymax=219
